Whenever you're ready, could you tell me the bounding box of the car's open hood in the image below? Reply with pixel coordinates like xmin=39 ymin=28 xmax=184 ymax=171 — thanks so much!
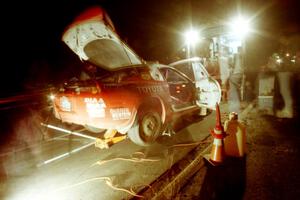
xmin=62 ymin=6 xmax=142 ymax=70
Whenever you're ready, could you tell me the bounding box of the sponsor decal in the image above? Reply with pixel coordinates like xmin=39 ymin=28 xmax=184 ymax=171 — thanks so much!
xmin=60 ymin=96 xmax=71 ymax=112
xmin=137 ymin=86 xmax=163 ymax=94
xmin=84 ymin=98 xmax=106 ymax=118
xmin=110 ymin=108 xmax=131 ymax=120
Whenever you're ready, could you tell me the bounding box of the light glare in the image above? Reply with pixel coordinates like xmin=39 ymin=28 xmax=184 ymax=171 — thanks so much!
xmin=49 ymin=94 xmax=55 ymax=100
xmin=276 ymin=58 xmax=282 ymax=64
xmin=184 ymin=29 xmax=199 ymax=45
xmin=230 ymin=16 xmax=250 ymax=38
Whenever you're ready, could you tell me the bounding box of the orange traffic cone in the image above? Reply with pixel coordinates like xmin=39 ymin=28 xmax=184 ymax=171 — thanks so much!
xmin=208 ymin=103 xmax=227 ymax=165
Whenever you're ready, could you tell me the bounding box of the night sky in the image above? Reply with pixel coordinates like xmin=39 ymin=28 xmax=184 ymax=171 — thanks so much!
xmin=1 ymin=0 xmax=300 ymax=97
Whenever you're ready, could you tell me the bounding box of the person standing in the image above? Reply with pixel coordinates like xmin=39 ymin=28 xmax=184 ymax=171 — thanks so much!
xmin=274 ymin=51 xmax=296 ymax=118
xmin=218 ymin=46 xmax=231 ymax=101
xmin=276 ymin=71 xmax=293 ymax=118
xmin=228 ymin=46 xmax=244 ymax=114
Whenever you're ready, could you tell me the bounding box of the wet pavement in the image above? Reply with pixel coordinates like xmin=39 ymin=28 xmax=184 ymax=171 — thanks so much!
xmin=1 ymin=99 xmax=300 ymax=200
xmin=0 ymin=102 xmax=215 ymax=200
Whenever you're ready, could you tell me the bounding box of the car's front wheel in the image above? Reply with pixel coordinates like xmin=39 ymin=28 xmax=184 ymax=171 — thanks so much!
xmin=128 ymin=110 xmax=162 ymax=146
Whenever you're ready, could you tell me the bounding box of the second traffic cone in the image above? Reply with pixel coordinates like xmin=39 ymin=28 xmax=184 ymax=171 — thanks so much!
xmin=209 ymin=103 xmax=227 ymax=165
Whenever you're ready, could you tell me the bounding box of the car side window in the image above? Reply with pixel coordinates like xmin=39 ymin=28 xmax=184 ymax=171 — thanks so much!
xmin=173 ymin=63 xmax=195 ymax=81
xmin=101 ymin=74 xmax=116 ymax=83
xmin=165 ymin=69 xmax=188 ymax=83
xmin=116 ymin=72 xmax=128 ymax=83
xmin=101 ymin=72 xmax=129 ymax=83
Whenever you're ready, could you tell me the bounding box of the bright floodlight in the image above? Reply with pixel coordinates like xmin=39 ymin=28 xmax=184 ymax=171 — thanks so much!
xmin=184 ymin=29 xmax=199 ymax=46
xmin=230 ymin=16 xmax=250 ymax=38
xmin=49 ymin=94 xmax=55 ymax=100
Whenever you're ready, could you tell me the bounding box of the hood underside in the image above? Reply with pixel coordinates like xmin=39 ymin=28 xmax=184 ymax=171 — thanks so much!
xmin=62 ymin=7 xmax=142 ymax=70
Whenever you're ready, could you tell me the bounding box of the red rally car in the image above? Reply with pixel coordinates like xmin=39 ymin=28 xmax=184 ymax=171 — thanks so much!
xmin=51 ymin=7 xmax=221 ymax=146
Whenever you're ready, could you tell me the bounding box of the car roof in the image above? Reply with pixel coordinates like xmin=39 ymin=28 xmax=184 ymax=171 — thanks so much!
xmin=169 ymin=57 xmax=202 ymax=66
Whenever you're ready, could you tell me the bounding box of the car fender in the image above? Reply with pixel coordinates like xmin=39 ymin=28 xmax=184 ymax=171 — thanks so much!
xmin=135 ymin=95 xmax=168 ymax=124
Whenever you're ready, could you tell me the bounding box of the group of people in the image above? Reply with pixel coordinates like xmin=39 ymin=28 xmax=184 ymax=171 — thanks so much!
xmin=218 ymin=45 xmax=299 ymax=118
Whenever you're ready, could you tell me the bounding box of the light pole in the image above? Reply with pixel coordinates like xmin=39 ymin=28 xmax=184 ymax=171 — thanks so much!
xmin=184 ymin=29 xmax=200 ymax=59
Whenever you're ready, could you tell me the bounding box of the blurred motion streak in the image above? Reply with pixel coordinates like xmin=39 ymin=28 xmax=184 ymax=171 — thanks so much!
xmin=0 ymin=88 xmax=53 ymax=110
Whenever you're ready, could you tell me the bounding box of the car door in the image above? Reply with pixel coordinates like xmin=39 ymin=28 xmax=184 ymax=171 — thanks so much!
xmin=170 ymin=58 xmax=221 ymax=110
xmin=159 ymin=67 xmax=196 ymax=111
xmin=191 ymin=61 xmax=221 ymax=109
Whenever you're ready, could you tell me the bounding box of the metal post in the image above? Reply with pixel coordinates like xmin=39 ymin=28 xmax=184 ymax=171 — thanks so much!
xmin=240 ymin=40 xmax=246 ymax=101
xmin=40 ymin=123 xmax=98 ymax=140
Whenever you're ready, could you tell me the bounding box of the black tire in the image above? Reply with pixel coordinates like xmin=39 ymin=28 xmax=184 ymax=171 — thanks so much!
xmin=128 ymin=111 xmax=162 ymax=146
